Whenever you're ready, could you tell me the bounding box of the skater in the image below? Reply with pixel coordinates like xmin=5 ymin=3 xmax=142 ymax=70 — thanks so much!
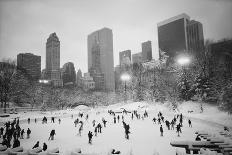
xmin=48 ymin=130 xmax=56 ymax=140
xmin=152 ymin=117 xmax=156 ymax=124
xmin=188 ymin=119 xmax=192 ymax=127
xmin=88 ymin=131 xmax=93 ymax=144
xmin=35 ymin=118 xmax=37 ymax=123
xmin=114 ymin=116 xmax=116 ymax=124
xmin=32 ymin=141 xmax=39 ymax=149
xmin=51 ymin=117 xmax=55 ymax=123
xmin=195 ymin=135 xmax=201 ymax=141
xmin=160 ymin=125 xmax=163 ymax=136
xmin=97 ymin=123 xmax=102 ymax=133
xmin=20 ymin=129 xmax=24 ymax=139
xmin=58 ymin=118 xmax=61 ymax=124
xmin=27 ymin=128 xmax=31 ymax=139
xmin=12 ymin=138 xmax=20 ymax=148
xmin=117 ymin=115 xmax=120 ymax=123
xmin=102 ymin=119 xmax=107 ymax=127
xmin=92 ymin=120 xmax=96 ymax=127
xmin=176 ymin=124 xmax=181 ymax=137
xmin=78 ymin=122 xmax=83 ymax=136
xmin=158 ymin=118 xmax=161 ymax=124
xmin=27 ymin=118 xmax=30 ymax=124
xmin=43 ymin=143 xmax=47 ymax=151
xmin=94 ymin=127 xmax=98 ymax=136
xmin=125 ymin=124 xmax=130 ymax=139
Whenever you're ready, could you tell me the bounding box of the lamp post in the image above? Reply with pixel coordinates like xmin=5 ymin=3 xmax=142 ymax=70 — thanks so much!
xmin=120 ymin=73 xmax=131 ymax=103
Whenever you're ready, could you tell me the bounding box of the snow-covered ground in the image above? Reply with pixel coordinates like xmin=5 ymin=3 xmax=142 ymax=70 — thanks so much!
xmin=0 ymin=101 xmax=232 ymax=155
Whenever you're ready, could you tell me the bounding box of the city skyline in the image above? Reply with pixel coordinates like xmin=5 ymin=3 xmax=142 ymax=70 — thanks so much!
xmin=0 ymin=0 xmax=232 ymax=73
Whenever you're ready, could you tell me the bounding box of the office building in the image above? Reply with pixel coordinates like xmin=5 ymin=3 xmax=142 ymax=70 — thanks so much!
xmin=132 ymin=52 xmax=143 ymax=64
xmin=81 ymin=72 xmax=95 ymax=92
xmin=17 ymin=53 xmax=41 ymax=81
xmin=187 ymin=20 xmax=204 ymax=57
xmin=119 ymin=50 xmax=131 ymax=67
xmin=45 ymin=32 xmax=63 ymax=87
xmin=88 ymin=27 xmax=115 ymax=91
xmin=76 ymin=69 xmax=82 ymax=87
xmin=142 ymin=41 xmax=152 ymax=62
xmin=62 ymin=62 xmax=76 ymax=85
xmin=157 ymin=13 xmax=204 ymax=62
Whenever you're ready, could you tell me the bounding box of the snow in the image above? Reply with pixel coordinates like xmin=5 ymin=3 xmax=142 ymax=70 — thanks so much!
xmin=1 ymin=101 xmax=232 ymax=155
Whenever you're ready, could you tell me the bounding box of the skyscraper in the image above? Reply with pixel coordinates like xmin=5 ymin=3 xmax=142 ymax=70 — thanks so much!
xmin=88 ymin=28 xmax=115 ymax=91
xmin=142 ymin=41 xmax=152 ymax=62
xmin=62 ymin=62 xmax=76 ymax=85
xmin=119 ymin=50 xmax=131 ymax=67
xmin=17 ymin=53 xmax=41 ymax=81
xmin=132 ymin=52 xmax=142 ymax=64
xmin=157 ymin=13 xmax=204 ymax=62
xmin=187 ymin=20 xmax=204 ymax=57
xmin=45 ymin=32 xmax=63 ymax=87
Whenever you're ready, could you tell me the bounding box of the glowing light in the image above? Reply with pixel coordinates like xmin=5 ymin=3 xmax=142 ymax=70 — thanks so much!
xmin=121 ymin=73 xmax=131 ymax=81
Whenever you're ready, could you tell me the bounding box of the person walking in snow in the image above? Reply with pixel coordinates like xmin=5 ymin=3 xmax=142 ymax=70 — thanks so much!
xmin=88 ymin=131 xmax=93 ymax=144
xmin=188 ymin=119 xmax=192 ymax=127
xmin=43 ymin=142 xmax=47 ymax=151
xmin=32 ymin=141 xmax=39 ymax=149
xmin=160 ymin=125 xmax=163 ymax=136
xmin=26 ymin=128 xmax=31 ymax=139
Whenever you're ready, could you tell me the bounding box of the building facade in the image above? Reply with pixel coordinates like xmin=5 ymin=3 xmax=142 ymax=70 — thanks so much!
xmin=142 ymin=41 xmax=152 ymax=62
xmin=45 ymin=33 xmax=63 ymax=87
xmin=17 ymin=53 xmax=41 ymax=81
xmin=119 ymin=50 xmax=131 ymax=67
xmin=62 ymin=62 xmax=76 ymax=85
xmin=132 ymin=52 xmax=143 ymax=64
xmin=76 ymin=69 xmax=82 ymax=87
xmin=157 ymin=13 xmax=204 ymax=63
xmin=81 ymin=72 xmax=95 ymax=91
xmin=187 ymin=20 xmax=204 ymax=58
xmin=88 ymin=27 xmax=115 ymax=91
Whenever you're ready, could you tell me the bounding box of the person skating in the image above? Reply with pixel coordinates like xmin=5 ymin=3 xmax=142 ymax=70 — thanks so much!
xmin=27 ymin=128 xmax=31 ymax=139
xmin=102 ymin=119 xmax=107 ymax=127
xmin=195 ymin=135 xmax=201 ymax=141
xmin=117 ymin=115 xmax=120 ymax=123
xmin=48 ymin=130 xmax=56 ymax=140
xmin=97 ymin=123 xmax=102 ymax=133
xmin=160 ymin=125 xmax=163 ymax=136
xmin=43 ymin=142 xmax=47 ymax=151
xmin=94 ymin=127 xmax=97 ymax=136
xmin=20 ymin=129 xmax=24 ymax=139
xmin=176 ymin=124 xmax=181 ymax=137
xmin=12 ymin=138 xmax=20 ymax=148
xmin=114 ymin=116 xmax=116 ymax=124
xmin=32 ymin=141 xmax=39 ymax=149
xmin=27 ymin=118 xmax=30 ymax=124
xmin=58 ymin=118 xmax=61 ymax=124
xmin=88 ymin=131 xmax=93 ymax=144
xmin=0 ymin=127 xmax=4 ymax=138
xmin=188 ymin=119 xmax=192 ymax=127
xmin=152 ymin=117 xmax=156 ymax=124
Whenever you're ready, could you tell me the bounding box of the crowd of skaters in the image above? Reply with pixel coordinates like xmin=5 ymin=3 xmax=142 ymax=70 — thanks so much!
xmin=0 ymin=116 xmax=62 ymax=152
xmin=1 ymin=107 xmax=195 ymax=154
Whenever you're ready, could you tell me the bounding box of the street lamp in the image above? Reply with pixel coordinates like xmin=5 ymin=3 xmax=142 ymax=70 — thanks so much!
xmin=177 ymin=56 xmax=190 ymax=66
xmin=120 ymin=73 xmax=131 ymax=103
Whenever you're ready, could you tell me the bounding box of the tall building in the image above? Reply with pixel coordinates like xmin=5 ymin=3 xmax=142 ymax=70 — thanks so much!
xmin=88 ymin=27 xmax=115 ymax=91
xmin=187 ymin=20 xmax=204 ymax=57
xmin=81 ymin=72 xmax=95 ymax=92
xmin=157 ymin=13 xmax=204 ymax=62
xmin=62 ymin=62 xmax=76 ymax=85
xmin=142 ymin=41 xmax=152 ymax=62
xmin=17 ymin=53 xmax=41 ymax=81
xmin=76 ymin=69 xmax=82 ymax=87
xmin=45 ymin=32 xmax=63 ymax=87
xmin=132 ymin=52 xmax=142 ymax=64
xmin=119 ymin=50 xmax=131 ymax=67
